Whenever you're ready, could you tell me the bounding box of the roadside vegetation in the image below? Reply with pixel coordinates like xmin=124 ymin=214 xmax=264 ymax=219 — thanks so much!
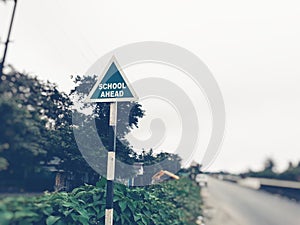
xmin=0 ymin=176 xmax=202 ymax=225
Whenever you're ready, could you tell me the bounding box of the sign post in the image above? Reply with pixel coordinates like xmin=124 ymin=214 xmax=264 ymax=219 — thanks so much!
xmin=105 ymin=101 xmax=117 ymax=225
xmin=85 ymin=57 xmax=138 ymax=225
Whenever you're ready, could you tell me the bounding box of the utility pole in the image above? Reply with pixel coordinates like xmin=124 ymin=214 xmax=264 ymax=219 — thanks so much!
xmin=0 ymin=0 xmax=18 ymax=78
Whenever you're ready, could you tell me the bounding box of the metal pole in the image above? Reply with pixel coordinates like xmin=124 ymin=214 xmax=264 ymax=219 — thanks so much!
xmin=105 ymin=101 xmax=117 ymax=225
xmin=0 ymin=0 xmax=18 ymax=77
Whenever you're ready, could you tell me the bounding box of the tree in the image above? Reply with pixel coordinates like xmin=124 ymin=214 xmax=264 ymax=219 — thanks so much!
xmin=0 ymin=70 xmax=145 ymax=190
xmin=70 ymin=75 xmax=144 ymax=179
xmin=278 ymin=161 xmax=300 ymax=181
xmin=264 ymin=158 xmax=276 ymax=171
xmin=241 ymin=158 xmax=278 ymax=179
xmin=0 ymin=68 xmax=184 ymax=190
xmin=0 ymin=68 xmax=85 ymax=190
xmin=0 ymin=70 xmax=57 ymax=190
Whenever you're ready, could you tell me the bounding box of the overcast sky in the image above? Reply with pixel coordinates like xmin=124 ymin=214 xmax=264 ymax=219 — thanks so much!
xmin=1 ymin=0 xmax=300 ymax=173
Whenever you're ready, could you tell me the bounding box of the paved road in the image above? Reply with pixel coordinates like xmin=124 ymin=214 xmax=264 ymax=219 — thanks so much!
xmin=202 ymin=177 xmax=300 ymax=225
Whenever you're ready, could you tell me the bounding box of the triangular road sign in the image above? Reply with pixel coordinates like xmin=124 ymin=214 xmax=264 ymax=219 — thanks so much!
xmin=86 ymin=57 xmax=138 ymax=102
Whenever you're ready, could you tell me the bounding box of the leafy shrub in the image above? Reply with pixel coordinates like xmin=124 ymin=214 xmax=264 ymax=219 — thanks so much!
xmin=0 ymin=177 xmax=202 ymax=225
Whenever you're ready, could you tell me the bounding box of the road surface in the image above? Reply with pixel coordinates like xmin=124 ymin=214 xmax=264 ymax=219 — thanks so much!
xmin=202 ymin=177 xmax=300 ymax=225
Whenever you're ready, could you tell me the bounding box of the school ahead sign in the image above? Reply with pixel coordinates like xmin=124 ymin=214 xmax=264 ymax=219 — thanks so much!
xmin=86 ymin=57 xmax=138 ymax=102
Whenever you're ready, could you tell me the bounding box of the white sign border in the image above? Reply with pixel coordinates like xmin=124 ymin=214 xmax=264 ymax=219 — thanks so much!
xmin=85 ymin=56 xmax=138 ymax=103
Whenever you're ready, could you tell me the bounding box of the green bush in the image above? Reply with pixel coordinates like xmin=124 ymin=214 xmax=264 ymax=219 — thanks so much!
xmin=0 ymin=177 xmax=202 ymax=225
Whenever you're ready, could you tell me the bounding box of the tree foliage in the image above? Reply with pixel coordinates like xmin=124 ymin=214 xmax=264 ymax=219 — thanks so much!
xmin=242 ymin=158 xmax=300 ymax=181
xmin=0 ymin=69 xmax=184 ymax=191
xmin=0 ymin=69 xmax=63 ymax=185
xmin=0 ymin=69 xmax=95 ymax=190
xmin=70 ymin=75 xmax=145 ymax=179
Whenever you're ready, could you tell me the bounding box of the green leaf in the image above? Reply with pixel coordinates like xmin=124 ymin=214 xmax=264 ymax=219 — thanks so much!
xmin=119 ymin=201 xmax=127 ymax=212
xmin=141 ymin=216 xmax=148 ymax=225
xmin=96 ymin=177 xmax=107 ymax=188
xmin=62 ymin=209 xmax=73 ymax=217
xmin=14 ymin=211 xmax=39 ymax=219
xmin=46 ymin=216 xmax=61 ymax=225
xmin=133 ymin=214 xmax=141 ymax=222
xmin=0 ymin=212 xmax=13 ymax=225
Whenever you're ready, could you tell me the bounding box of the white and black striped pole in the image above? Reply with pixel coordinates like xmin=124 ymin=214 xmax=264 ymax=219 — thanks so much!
xmin=105 ymin=101 xmax=117 ymax=225
xmin=84 ymin=57 xmax=139 ymax=225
